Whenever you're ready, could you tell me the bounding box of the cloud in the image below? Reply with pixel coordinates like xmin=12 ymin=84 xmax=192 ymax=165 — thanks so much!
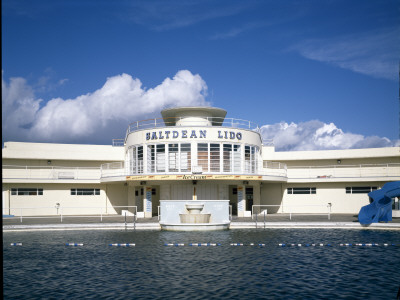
xmin=127 ymin=0 xmax=253 ymax=31
xmin=290 ymin=27 xmax=400 ymax=80
xmin=260 ymin=120 xmax=397 ymax=151
xmin=2 ymin=70 xmax=209 ymax=144
xmin=210 ymin=21 xmax=265 ymax=40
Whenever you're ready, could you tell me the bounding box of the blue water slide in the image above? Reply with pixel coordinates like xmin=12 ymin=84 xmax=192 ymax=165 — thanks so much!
xmin=358 ymin=181 xmax=400 ymax=225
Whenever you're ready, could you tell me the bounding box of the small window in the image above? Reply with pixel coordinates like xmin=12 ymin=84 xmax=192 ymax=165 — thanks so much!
xmin=71 ymin=188 xmax=100 ymax=196
xmin=11 ymin=188 xmax=43 ymax=196
xmin=346 ymin=187 xmax=377 ymax=194
xmin=288 ymin=187 xmax=316 ymax=194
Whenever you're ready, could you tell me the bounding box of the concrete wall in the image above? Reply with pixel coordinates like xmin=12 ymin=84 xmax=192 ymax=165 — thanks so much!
xmin=3 ymin=183 xmax=129 ymax=216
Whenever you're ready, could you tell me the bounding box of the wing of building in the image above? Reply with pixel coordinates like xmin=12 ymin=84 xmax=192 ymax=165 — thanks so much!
xmin=3 ymin=106 xmax=400 ymax=218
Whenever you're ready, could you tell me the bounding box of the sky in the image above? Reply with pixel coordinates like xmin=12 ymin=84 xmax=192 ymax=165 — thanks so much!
xmin=2 ymin=0 xmax=400 ymax=151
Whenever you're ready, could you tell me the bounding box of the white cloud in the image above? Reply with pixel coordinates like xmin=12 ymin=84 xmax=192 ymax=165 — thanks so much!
xmin=290 ymin=27 xmax=400 ymax=80
xmin=2 ymin=70 xmax=209 ymax=143
xmin=127 ymin=1 xmax=252 ymax=31
xmin=260 ymin=120 xmax=396 ymax=151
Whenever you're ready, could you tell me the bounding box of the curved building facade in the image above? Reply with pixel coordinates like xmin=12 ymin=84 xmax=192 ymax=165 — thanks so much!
xmin=2 ymin=106 xmax=400 ymax=219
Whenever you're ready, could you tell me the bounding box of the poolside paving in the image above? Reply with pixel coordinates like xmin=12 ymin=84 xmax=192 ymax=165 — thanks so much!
xmin=3 ymin=213 xmax=400 ymax=230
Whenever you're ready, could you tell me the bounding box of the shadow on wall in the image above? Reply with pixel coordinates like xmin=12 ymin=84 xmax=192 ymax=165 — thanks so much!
xmin=260 ymin=183 xmax=283 ymax=214
xmin=106 ymin=183 xmax=129 ymax=214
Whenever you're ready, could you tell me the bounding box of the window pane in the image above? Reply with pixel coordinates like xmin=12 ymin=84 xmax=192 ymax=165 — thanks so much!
xmin=156 ymin=144 xmax=165 ymax=172
xmin=138 ymin=146 xmax=143 ymax=173
xmin=223 ymin=144 xmax=232 ymax=172
xmin=233 ymin=145 xmax=241 ymax=173
xmin=180 ymin=144 xmax=191 ymax=172
xmin=197 ymin=143 xmax=208 ymax=172
xmin=210 ymin=144 xmax=220 ymax=172
xmin=169 ymin=144 xmax=179 ymax=172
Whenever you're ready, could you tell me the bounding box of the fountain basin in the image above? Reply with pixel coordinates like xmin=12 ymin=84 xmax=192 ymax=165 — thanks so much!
xmin=185 ymin=203 xmax=206 ymax=214
xmin=159 ymin=222 xmax=230 ymax=231
xmin=179 ymin=213 xmax=211 ymax=223
xmin=159 ymin=200 xmax=231 ymax=231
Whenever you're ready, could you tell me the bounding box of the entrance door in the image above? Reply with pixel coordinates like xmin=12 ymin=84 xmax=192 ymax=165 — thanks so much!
xmin=229 ymin=185 xmax=238 ymax=216
xmin=135 ymin=187 xmax=143 ymax=212
xmin=246 ymin=187 xmax=253 ymax=214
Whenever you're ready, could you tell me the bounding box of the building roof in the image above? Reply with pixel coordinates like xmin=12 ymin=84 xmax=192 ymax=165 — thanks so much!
xmin=2 ymin=142 xmax=124 ymax=161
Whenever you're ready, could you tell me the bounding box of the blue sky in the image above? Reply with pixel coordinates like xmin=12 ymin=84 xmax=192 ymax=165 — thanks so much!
xmin=2 ymin=0 xmax=399 ymax=150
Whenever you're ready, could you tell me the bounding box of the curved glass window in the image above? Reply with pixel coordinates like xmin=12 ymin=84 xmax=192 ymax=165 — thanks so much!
xmin=127 ymin=145 xmax=143 ymax=174
xmin=128 ymin=142 xmax=259 ymax=175
xmin=244 ymin=145 xmax=258 ymax=174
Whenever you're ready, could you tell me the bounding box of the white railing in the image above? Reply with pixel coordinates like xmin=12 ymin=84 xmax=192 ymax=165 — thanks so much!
xmin=252 ymin=204 xmax=331 ymax=220
xmin=3 ymin=165 xmax=101 ymax=180
xmin=126 ymin=117 xmax=260 ymax=135
xmin=101 ymin=161 xmax=126 ymax=177
xmin=4 ymin=206 xmax=138 ymax=222
xmin=112 ymin=139 xmax=125 ymax=147
xmin=287 ymin=163 xmax=400 ymax=179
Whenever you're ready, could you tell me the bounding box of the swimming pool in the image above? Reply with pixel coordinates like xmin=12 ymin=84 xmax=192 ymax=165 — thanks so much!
xmin=3 ymin=229 xmax=400 ymax=299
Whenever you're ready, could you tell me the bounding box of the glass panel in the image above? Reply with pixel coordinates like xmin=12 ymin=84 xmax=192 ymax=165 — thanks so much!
xmin=180 ymin=143 xmax=191 ymax=172
xmin=245 ymin=146 xmax=251 ymax=173
xmin=197 ymin=143 xmax=208 ymax=172
xmin=147 ymin=145 xmax=155 ymax=173
xmin=233 ymin=145 xmax=241 ymax=173
xmin=223 ymin=144 xmax=232 ymax=172
xmin=168 ymin=144 xmax=179 ymax=172
xmin=210 ymin=143 xmax=220 ymax=172
xmin=156 ymin=144 xmax=165 ymax=172
xmin=137 ymin=146 xmax=143 ymax=174
xmin=131 ymin=147 xmax=136 ymax=174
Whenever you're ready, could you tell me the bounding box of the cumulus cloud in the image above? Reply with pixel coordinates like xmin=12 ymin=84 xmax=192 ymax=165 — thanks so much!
xmin=2 ymin=70 xmax=209 ymax=144
xmin=260 ymin=120 xmax=397 ymax=151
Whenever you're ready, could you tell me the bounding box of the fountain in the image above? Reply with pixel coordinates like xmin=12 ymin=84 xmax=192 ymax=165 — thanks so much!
xmin=179 ymin=203 xmax=211 ymax=223
xmin=159 ymin=200 xmax=230 ymax=231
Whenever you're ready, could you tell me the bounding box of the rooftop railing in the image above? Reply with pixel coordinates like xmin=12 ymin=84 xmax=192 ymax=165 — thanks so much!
xmin=126 ymin=117 xmax=260 ymax=135
xmin=3 ymin=163 xmax=398 ymax=181
xmin=3 ymin=165 xmax=101 ymax=181
xmin=287 ymin=163 xmax=400 ymax=179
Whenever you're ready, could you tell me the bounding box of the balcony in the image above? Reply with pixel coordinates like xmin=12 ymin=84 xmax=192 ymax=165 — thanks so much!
xmin=287 ymin=163 xmax=400 ymax=182
xmin=126 ymin=116 xmax=260 ymax=135
xmin=3 ymin=165 xmax=101 ymax=182
xmin=101 ymin=161 xmax=288 ymax=179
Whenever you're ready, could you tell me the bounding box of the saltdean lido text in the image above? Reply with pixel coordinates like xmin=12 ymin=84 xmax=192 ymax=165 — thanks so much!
xmin=145 ymin=130 xmax=242 ymax=140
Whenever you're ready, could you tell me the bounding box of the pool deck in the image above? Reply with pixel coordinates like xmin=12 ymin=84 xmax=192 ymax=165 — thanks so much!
xmin=3 ymin=214 xmax=400 ymax=231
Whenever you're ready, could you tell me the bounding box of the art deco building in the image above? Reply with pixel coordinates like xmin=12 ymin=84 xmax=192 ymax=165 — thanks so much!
xmin=3 ymin=107 xmax=400 ymax=218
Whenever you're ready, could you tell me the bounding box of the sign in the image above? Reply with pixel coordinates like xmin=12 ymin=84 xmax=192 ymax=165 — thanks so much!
xmin=126 ymin=175 xmax=262 ymax=181
xmin=145 ymin=129 xmax=242 ymax=141
xmin=146 ymin=187 xmax=152 ymax=212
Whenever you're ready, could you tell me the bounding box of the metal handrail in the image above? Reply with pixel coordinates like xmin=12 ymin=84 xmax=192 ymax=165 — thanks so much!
xmin=5 ymin=206 xmax=138 ymax=223
xmin=126 ymin=116 xmax=260 ymax=135
xmin=251 ymin=204 xmax=331 ymax=220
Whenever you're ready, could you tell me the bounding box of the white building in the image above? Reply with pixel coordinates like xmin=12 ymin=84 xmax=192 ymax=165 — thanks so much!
xmin=3 ymin=106 xmax=400 ymax=218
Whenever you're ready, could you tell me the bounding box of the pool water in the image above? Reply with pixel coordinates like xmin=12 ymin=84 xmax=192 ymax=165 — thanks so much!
xmin=3 ymin=229 xmax=400 ymax=299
